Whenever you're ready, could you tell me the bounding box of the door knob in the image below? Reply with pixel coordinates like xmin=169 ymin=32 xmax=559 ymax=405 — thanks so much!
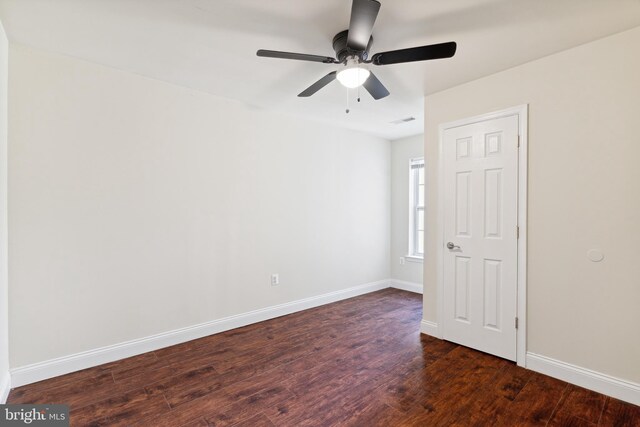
xmin=447 ymin=242 xmax=460 ymax=250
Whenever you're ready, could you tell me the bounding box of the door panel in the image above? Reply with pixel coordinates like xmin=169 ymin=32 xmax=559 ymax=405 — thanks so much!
xmin=454 ymin=256 xmax=470 ymax=322
xmin=442 ymin=115 xmax=519 ymax=361
xmin=455 ymin=172 xmax=471 ymax=237
xmin=483 ymin=258 xmax=501 ymax=330
xmin=484 ymin=169 xmax=502 ymax=238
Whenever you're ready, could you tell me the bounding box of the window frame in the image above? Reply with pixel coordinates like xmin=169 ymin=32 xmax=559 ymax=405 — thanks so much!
xmin=408 ymin=157 xmax=425 ymax=260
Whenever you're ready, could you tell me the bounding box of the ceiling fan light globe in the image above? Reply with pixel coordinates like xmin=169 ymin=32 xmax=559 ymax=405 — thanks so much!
xmin=336 ymin=67 xmax=370 ymax=88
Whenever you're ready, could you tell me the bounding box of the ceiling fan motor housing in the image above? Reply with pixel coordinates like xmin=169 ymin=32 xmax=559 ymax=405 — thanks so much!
xmin=333 ymin=30 xmax=373 ymax=62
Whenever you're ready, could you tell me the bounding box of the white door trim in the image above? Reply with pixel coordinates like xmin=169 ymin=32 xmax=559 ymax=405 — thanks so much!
xmin=436 ymin=105 xmax=528 ymax=367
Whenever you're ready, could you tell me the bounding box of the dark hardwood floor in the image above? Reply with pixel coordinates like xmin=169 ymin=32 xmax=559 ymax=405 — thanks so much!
xmin=8 ymin=289 xmax=640 ymax=426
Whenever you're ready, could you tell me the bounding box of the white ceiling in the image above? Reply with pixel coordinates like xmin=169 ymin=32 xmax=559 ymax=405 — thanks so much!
xmin=1 ymin=0 xmax=639 ymax=140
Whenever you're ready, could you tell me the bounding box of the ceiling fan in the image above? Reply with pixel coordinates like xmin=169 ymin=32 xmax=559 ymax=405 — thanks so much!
xmin=256 ymin=0 xmax=457 ymax=100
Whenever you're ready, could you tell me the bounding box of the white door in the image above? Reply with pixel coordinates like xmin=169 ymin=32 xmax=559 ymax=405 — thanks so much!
xmin=442 ymin=115 xmax=519 ymax=361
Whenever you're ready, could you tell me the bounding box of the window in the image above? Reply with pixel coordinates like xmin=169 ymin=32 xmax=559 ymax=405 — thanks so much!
xmin=408 ymin=158 xmax=425 ymax=259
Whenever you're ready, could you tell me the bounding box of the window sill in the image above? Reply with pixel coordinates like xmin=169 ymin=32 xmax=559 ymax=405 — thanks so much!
xmin=404 ymin=255 xmax=424 ymax=263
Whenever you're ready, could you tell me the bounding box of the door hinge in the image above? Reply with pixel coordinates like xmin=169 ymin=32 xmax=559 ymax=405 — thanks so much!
xmin=515 ymin=317 xmax=519 ymax=329
xmin=517 ymin=135 xmax=520 ymax=148
xmin=517 ymin=226 xmax=520 ymax=239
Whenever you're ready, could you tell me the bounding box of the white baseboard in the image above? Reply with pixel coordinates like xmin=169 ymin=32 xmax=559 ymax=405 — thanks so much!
xmin=0 ymin=371 xmax=10 ymax=404
xmin=390 ymin=279 xmax=423 ymax=294
xmin=526 ymin=352 xmax=640 ymax=406
xmin=10 ymin=279 xmax=391 ymax=388
xmin=420 ymin=320 xmax=440 ymax=338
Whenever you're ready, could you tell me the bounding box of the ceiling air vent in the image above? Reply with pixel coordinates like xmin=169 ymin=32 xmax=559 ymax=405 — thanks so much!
xmin=390 ymin=117 xmax=416 ymax=125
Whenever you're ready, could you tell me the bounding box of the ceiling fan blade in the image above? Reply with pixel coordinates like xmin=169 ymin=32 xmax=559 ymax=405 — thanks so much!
xmin=257 ymin=49 xmax=337 ymax=64
xmin=362 ymin=72 xmax=389 ymax=100
xmin=371 ymin=41 xmax=457 ymax=66
xmin=298 ymin=72 xmax=338 ymax=97
xmin=347 ymin=0 xmax=381 ymax=52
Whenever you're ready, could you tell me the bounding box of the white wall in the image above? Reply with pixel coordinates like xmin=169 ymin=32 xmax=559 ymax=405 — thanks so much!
xmin=8 ymin=44 xmax=391 ymax=368
xmin=390 ymin=134 xmax=423 ymax=286
xmin=0 ymin=19 xmax=10 ymax=402
xmin=424 ymin=27 xmax=640 ymax=384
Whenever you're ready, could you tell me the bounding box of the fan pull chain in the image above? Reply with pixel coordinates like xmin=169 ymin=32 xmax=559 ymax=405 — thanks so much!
xmin=346 ymin=87 xmax=350 ymax=114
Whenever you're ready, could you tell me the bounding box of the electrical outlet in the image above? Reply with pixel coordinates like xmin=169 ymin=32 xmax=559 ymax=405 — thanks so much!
xmin=271 ymin=273 xmax=280 ymax=286
xmin=399 ymin=257 xmax=405 ymax=265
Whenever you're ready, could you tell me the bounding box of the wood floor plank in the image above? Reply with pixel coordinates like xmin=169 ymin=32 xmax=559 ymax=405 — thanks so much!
xmin=494 ymin=372 xmax=569 ymax=426
xmin=134 ymin=391 xmax=236 ymax=427
xmin=70 ymin=388 xmax=170 ymax=427
xmin=147 ymin=365 xmax=232 ymax=408
xmin=454 ymin=361 xmax=533 ymax=426
xmin=181 ymin=418 xmax=210 ymax=427
xmin=550 ymin=415 xmax=598 ymax=427
xmin=403 ymin=350 xmax=507 ymax=425
xmin=547 ymin=384 xmax=607 ymax=426
xmin=261 ymin=389 xmax=351 ymax=426
xmin=111 ymin=363 xmax=177 ymax=395
xmin=203 ymin=385 xmax=293 ymax=427
xmin=229 ymin=413 xmax=275 ymax=427
xmin=381 ymin=345 xmax=480 ymax=413
xmin=340 ymin=401 xmax=409 ymax=427
xmin=7 ymin=289 xmax=638 ymax=426
xmin=9 ymin=370 xmax=118 ymax=410
xmin=220 ymin=353 xmax=325 ymax=401
xmin=599 ymin=397 xmax=640 ymax=427
xmin=8 ymin=366 xmax=114 ymax=405
xmin=108 ymin=351 xmax=169 ymax=381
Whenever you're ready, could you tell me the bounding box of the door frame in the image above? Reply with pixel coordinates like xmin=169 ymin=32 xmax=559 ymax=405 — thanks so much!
xmin=436 ymin=105 xmax=528 ymax=367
